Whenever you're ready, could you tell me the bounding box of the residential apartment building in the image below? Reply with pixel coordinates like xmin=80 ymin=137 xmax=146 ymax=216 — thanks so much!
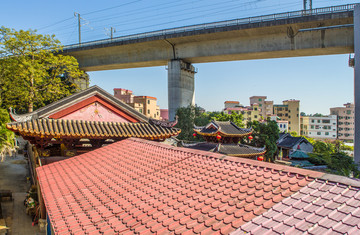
xmin=223 ymin=103 xmax=261 ymax=124
xmin=300 ymin=115 xmax=337 ymax=139
xmin=330 ymin=103 xmax=354 ymax=140
xmin=268 ymin=115 xmax=289 ymax=132
xmin=134 ymin=96 xmax=160 ymax=120
xmin=249 ymin=96 xmax=273 ymax=118
xmin=114 ymin=88 xmax=160 ymax=119
xmin=224 ymin=101 xmax=240 ymax=109
xmin=273 ymin=99 xmax=300 ymax=134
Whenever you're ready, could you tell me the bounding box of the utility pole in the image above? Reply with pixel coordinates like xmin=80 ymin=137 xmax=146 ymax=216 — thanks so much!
xmin=105 ymin=27 xmax=116 ymax=39
xmin=110 ymin=27 xmax=115 ymax=40
xmin=74 ymin=12 xmax=81 ymax=45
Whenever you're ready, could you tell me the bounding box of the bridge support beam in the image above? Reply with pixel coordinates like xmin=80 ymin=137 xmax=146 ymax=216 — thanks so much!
xmin=354 ymin=4 xmax=360 ymax=166
xmin=168 ymin=59 xmax=196 ymax=121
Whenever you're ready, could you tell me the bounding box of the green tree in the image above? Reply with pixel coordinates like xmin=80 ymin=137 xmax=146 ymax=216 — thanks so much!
xmin=210 ymin=112 xmax=244 ymax=128
xmin=247 ymin=120 xmax=279 ymax=162
xmin=175 ymin=105 xmax=206 ymax=141
xmin=0 ymin=27 xmax=87 ymax=113
xmin=307 ymin=139 xmax=359 ymax=178
xmin=0 ymin=108 xmax=15 ymax=160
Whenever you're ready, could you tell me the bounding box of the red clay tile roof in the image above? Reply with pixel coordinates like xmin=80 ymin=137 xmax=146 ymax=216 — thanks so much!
xmin=37 ymin=138 xmax=330 ymax=234
xmin=235 ymin=179 xmax=360 ymax=234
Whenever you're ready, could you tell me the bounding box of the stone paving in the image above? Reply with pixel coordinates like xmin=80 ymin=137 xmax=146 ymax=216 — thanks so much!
xmin=0 ymin=154 xmax=44 ymax=235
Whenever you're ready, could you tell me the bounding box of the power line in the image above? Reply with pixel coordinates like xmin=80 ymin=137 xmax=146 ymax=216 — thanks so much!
xmin=82 ymin=0 xmax=144 ymax=16
xmin=105 ymin=1 xmax=299 ymax=35
xmin=79 ymin=0 xmax=262 ymax=34
xmin=37 ymin=17 xmax=74 ymax=30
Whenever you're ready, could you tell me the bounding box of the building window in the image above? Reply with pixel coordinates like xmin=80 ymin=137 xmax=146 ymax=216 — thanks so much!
xmin=254 ymin=108 xmax=258 ymax=111
xmin=259 ymin=104 xmax=262 ymax=107
xmin=148 ymin=109 xmax=150 ymax=114
xmin=289 ymin=115 xmax=291 ymax=118
xmin=325 ymin=132 xmax=329 ymax=136
xmin=139 ymin=109 xmax=142 ymax=113
xmin=254 ymin=115 xmax=257 ymax=118
xmin=297 ymin=114 xmax=299 ymax=117
xmin=323 ymin=120 xmax=330 ymax=123
xmin=347 ymin=110 xmax=351 ymax=114
xmin=317 ymin=132 xmax=321 ymax=135
xmin=311 ymin=120 xmax=315 ymax=123
xmin=148 ymin=100 xmax=150 ymax=104
xmin=258 ymin=98 xmax=262 ymax=101
xmin=289 ymin=121 xmax=291 ymax=124
xmin=311 ymin=125 xmax=314 ymax=129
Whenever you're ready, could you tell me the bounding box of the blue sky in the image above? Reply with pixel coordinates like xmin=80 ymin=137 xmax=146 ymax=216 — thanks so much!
xmin=1 ymin=0 xmax=358 ymax=114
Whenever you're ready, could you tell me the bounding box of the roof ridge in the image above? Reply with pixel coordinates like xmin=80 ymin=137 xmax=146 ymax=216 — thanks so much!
xmin=319 ymin=174 xmax=360 ymax=188
xmin=130 ymin=138 xmax=324 ymax=179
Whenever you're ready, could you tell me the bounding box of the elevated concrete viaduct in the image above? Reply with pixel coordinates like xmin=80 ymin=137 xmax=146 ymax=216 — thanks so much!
xmin=63 ymin=4 xmax=360 ymax=164
xmin=63 ymin=5 xmax=355 ymax=120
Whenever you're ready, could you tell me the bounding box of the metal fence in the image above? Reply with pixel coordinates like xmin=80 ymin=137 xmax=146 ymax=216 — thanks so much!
xmin=63 ymin=4 xmax=356 ymax=50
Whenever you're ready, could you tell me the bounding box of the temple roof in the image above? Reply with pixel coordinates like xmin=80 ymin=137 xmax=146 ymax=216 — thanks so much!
xmin=9 ymin=85 xmax=148 ymax=123
xmin=217 ymin=143 xmax=265 ymax=157
xmin=194 ymin=121 xmax=252 ymax=137
xmin=277 ymin=136 xmax=310 ymax=149
xmin=36 ymin=138 xmax=360 ymax=234
xmin=182 ymin=142 xmax=265 ymax=157
xmin=7 ymin=118 xmax=180 ymax=140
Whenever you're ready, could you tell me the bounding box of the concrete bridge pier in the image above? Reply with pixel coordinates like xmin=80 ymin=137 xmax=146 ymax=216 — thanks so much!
xmin=168 ymin=59 xmax=197 ymax=121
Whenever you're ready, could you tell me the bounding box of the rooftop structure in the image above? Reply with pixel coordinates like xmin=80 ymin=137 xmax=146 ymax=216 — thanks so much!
xmin=194 ymin=121 xmax=252 ymax=143
xmin=191 ymin=121 xmax=265 ymax=159
xmin=10 ymin=85 xmax=148 ymax=123
xmin=37 ymin=138 xmax=360 ymax=234
xmin=7 ymin=119 xmax=180 ymax=145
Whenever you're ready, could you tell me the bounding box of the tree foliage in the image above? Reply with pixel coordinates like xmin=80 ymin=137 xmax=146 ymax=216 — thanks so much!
xmin=307 ymin=139 xmax=359 ymax=177
xmin=246 ymin=120 xmax=279 ymax=162
xmin=0 ymin=108 xmax=15 ymax=160
xmin=0 ymin=27 xmax=87 ymax=113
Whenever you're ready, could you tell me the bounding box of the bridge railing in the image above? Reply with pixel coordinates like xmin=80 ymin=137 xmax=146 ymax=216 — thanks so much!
xmin=63 ymin=4 xmax=355 ymax=51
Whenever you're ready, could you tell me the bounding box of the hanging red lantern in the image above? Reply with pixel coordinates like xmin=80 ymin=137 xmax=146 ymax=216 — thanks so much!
xmin=248 ymin=135 xmax=253 ymax=140
xmin=216 ymin=135 xmax=222 ymax=140
xmin=193 ymin=133 xmax=197 ymax=137
xmin=257 ymin=156 xmax=264 ymax=161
